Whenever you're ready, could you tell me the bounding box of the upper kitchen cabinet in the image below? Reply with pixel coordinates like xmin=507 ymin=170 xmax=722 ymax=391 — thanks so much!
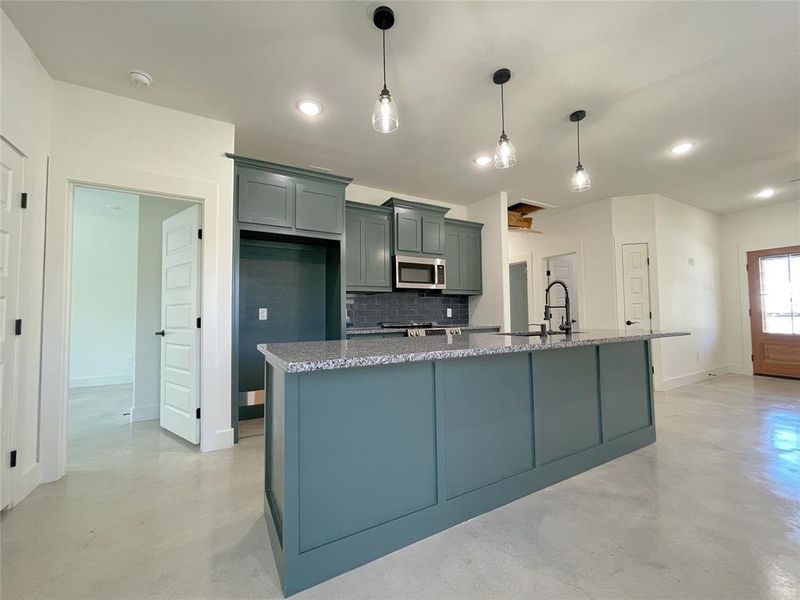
xmin=345 ymin=202 xmax=392 ymax=292
xmin=444 ymin=218 xmax=483 ymax=295
xmin=382 ymin=198 xmax=448 ymax=256
xmin=229 ymin=154 xmax=351 ymax=238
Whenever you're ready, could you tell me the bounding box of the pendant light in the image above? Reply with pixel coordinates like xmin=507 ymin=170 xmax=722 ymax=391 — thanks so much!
xmin=492 ymin=68 xmax=517 ymax=169
xmin=570 ymin=110 xmax=591 ymax=192
xmin=371 ymin=6 xmax=398 ymax=134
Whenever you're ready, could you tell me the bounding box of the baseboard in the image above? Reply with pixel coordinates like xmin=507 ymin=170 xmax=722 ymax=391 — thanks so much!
xmin=655 ymin=365 xmax=733 ymax=391
xmin=69 ymin=374 xmax=133 ymax=388
xmin=130 ymin=404 xmax=159 ymax=423
xmin=201 ymin=427 xmax=234 ymax=452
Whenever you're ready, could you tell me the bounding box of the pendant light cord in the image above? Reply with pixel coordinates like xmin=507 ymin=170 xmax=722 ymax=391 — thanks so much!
xmin=576 ymin=120 xmax=581 ymax=166
xmin=500 ymin=84 xmax=506 ymax=135
xmin=382 ymin=29 xmax=387 ymax=90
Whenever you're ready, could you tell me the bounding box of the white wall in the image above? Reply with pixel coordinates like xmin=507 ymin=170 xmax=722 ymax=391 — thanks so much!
xmin=0 ymin=9 xmax=53 ymax=506
xmin=39 ymin=81 xmax=235 ymax=481
xmin=467 ymin=192 xmax=511 ymax=330
xmin=721 ymin=200 xmax=800 ymax=374
xmin=132 ymin=196 xmax=191 ymax=422
xmin=69 ymin=188 xmax=139 ymax=388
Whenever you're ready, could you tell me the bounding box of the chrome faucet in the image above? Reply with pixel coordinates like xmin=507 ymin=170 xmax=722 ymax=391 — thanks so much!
xmin=544 ymin=280 xmax=572 ymax=334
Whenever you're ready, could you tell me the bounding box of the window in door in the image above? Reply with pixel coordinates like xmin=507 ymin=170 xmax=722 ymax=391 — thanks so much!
xmin=758 ymin=252 xmax=800 ymax=334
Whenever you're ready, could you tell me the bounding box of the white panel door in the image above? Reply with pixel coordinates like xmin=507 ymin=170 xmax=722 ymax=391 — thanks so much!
xmin=0 ymin=138 xmax=25 ymax=509
xmin=159 ymin=205 xmax=201 ymax=444
xmin=547 ymin=253 xmax=580 ymax=329
xmin=622 ymin=243 xmax=652 ymax=331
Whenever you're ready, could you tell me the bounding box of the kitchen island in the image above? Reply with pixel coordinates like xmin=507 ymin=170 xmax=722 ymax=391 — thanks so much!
xmin=258 ymin=330 xmax=688 ymax=596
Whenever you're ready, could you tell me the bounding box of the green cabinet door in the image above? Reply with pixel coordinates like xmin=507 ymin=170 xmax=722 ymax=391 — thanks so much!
xmin=461 ymin=229 xmax=482 ymax=291
xmin=395 ymin=208 xmax=422 ymax=253
xmin=443 ymin=220 xmax=483 ymax=295
xmin=237 ymin=166 xmax=294 ymax=228
xmin=345 ymin=213 xmax=365 ymax=287
xmin=296 ymin=181 xmax=344 ymax=235
xmin=421 ymin=215 xmax=445 ymax=255
xmin=364 ymin=212 xmax=392 ymax=288
xmin=445 ymin=229 xmax=462 ymax=290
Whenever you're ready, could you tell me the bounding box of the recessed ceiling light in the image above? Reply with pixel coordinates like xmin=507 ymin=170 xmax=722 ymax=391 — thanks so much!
xmin=128 ymin=69 xmax=153 ymax=87
xmin=756 ymin=187 xmax=776 ymax=199
xmin=669 ymin=142 xmax=695 ymax=156
xmin=473 ymin=154 xmax=492 ymax=167
xmin=296 ymin=99 xmax=323 ymax=117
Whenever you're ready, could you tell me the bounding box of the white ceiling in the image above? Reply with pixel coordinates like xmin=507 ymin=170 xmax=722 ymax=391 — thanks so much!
xmin=4 ymin=1 xmax=798 ymax=214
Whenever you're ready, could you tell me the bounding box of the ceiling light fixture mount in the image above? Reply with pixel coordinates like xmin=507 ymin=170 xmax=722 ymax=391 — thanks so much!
xmin=371 ymin=6 xmax=399 ymax=134
xmin=570 ymin=109 xmax=591 ymax=192
xmin=492 ymin=68 xmax=516 ymax=169
xmin=128 ymin=69 xmax=152 ymax=87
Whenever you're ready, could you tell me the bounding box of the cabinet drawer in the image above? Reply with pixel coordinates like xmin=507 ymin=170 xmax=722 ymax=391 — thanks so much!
xmin=238 ymin=167 xmax=294 ymax=228
xmin=296 ymin=181 xmax=344 ymax=234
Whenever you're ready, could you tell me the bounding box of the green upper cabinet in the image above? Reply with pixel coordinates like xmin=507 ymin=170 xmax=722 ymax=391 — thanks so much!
xmin=382 ymin=198 xmax=448 ymax=257
xmin=237 ymin=166 xmax=294 ymax=228
xmin=444 ymin=219 xmax=483 ymax=295
xmin=231 ymin=154 xmax=351 ymax=239
xmin=345 ymin=202 xmax=392 ymax=292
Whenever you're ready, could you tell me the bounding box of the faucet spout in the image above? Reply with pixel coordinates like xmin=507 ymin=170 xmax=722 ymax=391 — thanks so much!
xmin=544 ymin=280 xmax=572 ymax=334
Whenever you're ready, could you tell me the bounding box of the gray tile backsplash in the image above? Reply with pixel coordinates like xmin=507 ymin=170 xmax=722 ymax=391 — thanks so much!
xmin=347 ymin=291 xmax=469 ymax=327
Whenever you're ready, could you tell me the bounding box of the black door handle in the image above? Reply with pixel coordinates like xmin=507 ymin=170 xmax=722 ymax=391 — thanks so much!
xmin=625 ymin=320 xmax=638 ymax=326
xmin=154 ymin=330 xmax=165 ymax=336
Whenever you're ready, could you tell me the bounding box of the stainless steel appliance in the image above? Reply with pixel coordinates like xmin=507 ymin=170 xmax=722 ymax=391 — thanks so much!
xmin=379 ymin=321 xmax=461 ymax=337
xmin=394 ymin=255 xmax=446 ymax=290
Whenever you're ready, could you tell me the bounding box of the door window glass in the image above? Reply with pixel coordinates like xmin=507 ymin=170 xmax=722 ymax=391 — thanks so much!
xmin=759 ymin=253 xmax=799 ymax=334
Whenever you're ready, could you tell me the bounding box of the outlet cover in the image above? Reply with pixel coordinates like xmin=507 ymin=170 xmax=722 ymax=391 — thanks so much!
xmin=446 ymin=308 xmax=453 ymax=318
xmin=259 ymin=308 xmax=268 ymax=321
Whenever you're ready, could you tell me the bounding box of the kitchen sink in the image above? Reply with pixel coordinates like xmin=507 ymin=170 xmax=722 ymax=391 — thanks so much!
xmin=496 ymin=330 xmax=584 ymax=336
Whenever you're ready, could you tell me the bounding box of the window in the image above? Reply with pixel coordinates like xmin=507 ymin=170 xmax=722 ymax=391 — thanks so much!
xmin=759 ymin=252 xmax=800 ymax=334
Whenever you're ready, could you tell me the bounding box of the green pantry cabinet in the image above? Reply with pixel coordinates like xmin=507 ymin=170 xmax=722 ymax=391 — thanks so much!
xmin=344 ymin=198 xmax=484 ymax=295
xmin=229 ymin=154 xmax=351 ymax=438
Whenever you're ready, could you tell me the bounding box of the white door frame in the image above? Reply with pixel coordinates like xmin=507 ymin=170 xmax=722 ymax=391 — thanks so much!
xmin=40 ymin=158 xmax=232 ymax=483
xmin=613 ymin=236 xmax=660 ymax=332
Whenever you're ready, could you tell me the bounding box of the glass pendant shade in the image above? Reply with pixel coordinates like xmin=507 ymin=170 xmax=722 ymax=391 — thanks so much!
xmin=571 ymin=164 xmax=591 ymax=192
xmin=372 ymin=89 xmax=398 ymax=134
xmin=494 ymin=134 xmax=517 ymax=169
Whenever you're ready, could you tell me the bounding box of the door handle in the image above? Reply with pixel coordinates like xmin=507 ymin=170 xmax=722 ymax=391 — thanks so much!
xmin=154 ymin=329 xmax=165 ymax=337
xmin=625 ymin=320 xmax=638 ymax=326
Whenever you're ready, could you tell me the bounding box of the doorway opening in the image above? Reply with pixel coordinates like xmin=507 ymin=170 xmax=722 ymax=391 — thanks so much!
xmin=747 ymin=246 xmax=800 ymax=378
xmin=67 ymin=186 xmax=202 ymax=462
xmin=544 ymin=252 xmax=581 ymax=330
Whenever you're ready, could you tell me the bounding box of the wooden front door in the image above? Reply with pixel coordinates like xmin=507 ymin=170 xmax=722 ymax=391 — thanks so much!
xmin=747 ymin=246 xmax=800 ymax=378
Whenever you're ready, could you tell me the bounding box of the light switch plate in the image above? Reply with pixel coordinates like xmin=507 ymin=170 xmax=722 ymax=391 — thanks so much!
xmin=259 ymin=308 xmax=268 ymax=321
xmin=446 ymin=308 xmax=453 ymax=318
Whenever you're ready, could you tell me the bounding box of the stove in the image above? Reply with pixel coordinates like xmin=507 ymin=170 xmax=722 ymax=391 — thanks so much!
xmin=378 ymin=322 xmax=462 ymax=337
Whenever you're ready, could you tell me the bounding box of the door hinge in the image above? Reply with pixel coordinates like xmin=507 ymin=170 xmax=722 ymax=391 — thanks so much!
xmin=546 ymin=269 xmax=551 ymax=277
xmin=198 ymin=228 xmax=202 ymax=240
xmin=748 ymin=308 xmax=751 ymax=316
xmin=746 ymin=264 xmax=749 ymax=272
xmin=14 ymin=319 xmax=22 ymax=336
xmin=751 ymin=354 xmax=754 ymax=362
xmin=646 ymin=257 xmax=650 ymax=265
xmin=195 ymin=408 xmax=201 ymax=419
xmin=651 ymin=366 xmax=655 ymax=374
xmin=196 ymin=317 xmax=201 ymax=329
xmin=649 ymin=311 xmax=652 ymax=319
xmin=20 ymin=192 xmax=28 ymax=209
xmin=9 ymin=450 xmax=17 ymax=468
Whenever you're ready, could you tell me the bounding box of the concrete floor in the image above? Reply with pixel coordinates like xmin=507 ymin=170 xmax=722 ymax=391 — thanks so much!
xmin=1 ymin=374 xmax=799 ymax=599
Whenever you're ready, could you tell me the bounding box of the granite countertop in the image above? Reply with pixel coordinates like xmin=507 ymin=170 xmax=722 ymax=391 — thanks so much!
xmin=258 ymin=329 xmax=690 ymax=373
xmin=345 ymin=324 xmax=501 ymax=335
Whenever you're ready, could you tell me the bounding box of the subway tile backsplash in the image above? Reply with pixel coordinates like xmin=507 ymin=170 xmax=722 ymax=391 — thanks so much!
xmin=346 ymin=291 xmax=469 ymax=328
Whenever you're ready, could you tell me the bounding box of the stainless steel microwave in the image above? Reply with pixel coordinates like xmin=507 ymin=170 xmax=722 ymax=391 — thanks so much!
xmin=394 ymin=255 xmax=446 ymax=290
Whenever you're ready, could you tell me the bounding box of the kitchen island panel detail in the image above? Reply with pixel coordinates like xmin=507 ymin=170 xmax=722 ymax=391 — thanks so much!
xmin=295 ymin=363 xmax=437 ymax=552
xmin=533 ymin=346 xmax=602 ymax=465
xmin=599 ymin=341 xmax=653 ymax=440
xmin=441 ymin=353 xmax=534 ymax=499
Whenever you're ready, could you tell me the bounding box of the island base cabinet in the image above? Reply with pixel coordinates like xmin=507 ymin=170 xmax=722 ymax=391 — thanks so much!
xmin=264 ymin=341 xmax=655 ymax=596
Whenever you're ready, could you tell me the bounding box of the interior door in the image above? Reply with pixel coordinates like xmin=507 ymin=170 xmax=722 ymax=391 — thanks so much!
xmin=0 ymin=138 xmax=25 ymax=509
xmin=159 ymin=205 xmax=201 ymax=444
xmin=547 ymin=253 xmax=580 ymax=329
xmin=509 ymin=263 xmax=529 ymax=332
xmin=747 ymin=246 xmax=800 ymax=378
xmin=621 ymin=244 xmax=651 ymax=331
